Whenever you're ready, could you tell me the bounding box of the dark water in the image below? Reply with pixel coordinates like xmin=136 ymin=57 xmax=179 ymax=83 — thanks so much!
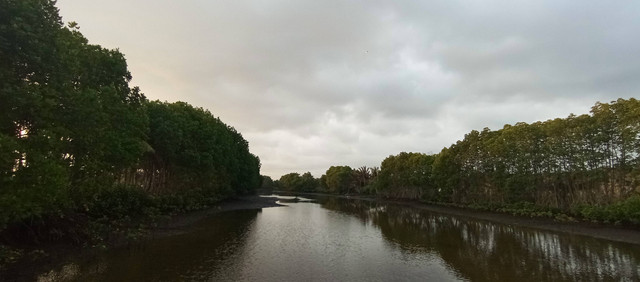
xmin=34 ymin=195 xmax=640 ymax=281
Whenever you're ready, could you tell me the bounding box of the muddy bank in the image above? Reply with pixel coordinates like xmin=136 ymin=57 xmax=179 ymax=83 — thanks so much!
xmin=278 ymin=191 xmax=640 ymax=245
xmin=150 ymin=195 xmax=284 ymax=237
xmin=398 ymin=200 xmax=640 ymax=245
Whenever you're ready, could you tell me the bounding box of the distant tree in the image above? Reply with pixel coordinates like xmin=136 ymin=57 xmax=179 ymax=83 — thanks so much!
xmin=354 ymin=167 xmax=370 ymax=185
xmin=300 ymin=172 xmax=319 ymax=192
xmin=431 ymin=147 xmax=459 ymax=202
xmin=352 ymin=166 xmax=373 ymax=193
xmin=279 ymin=173 xmax=302 ymax=192
xmin=260 ymin=175 xmax=275 ymax=192
xmin=377 ymin=152 xmax=435 ymax=199
xmin=277 ymin=172 xmax=318 ymax=192
xmin=370 ymin=167 xmax=380 ymax=178
xmin=319 ymin=174 xmax=328 ymax=192
xmin=324 ymin=166 xmax=353 ymax=194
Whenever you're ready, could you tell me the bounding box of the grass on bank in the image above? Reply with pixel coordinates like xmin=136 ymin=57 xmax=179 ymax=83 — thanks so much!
xmin=424 ymin=195 xmax=640 ymax=226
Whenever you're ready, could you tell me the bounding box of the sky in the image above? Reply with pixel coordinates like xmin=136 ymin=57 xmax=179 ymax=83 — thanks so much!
xmin=56 ymin=0 xmax=640 ymax=178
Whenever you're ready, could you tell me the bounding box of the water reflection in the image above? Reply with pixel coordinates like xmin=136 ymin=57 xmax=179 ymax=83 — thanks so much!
xmin=36 ymin=209 xmax=259 ymax=282
xmin=318 ymin=197 xmax=640 ymax=281
xmin=22 ymin=196 xmax=640 ymax=281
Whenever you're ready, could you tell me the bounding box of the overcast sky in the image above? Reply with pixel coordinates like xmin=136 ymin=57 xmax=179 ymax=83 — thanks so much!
xmin=57 ymin=0 xmax=640 ymax=178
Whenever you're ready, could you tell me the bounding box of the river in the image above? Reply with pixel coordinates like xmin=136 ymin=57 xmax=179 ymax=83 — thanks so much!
xmin=34 ymin=195 xmax=640 ymax=281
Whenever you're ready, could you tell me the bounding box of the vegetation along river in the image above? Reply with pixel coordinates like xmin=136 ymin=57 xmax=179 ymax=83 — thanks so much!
xmin=35 ymin=195 xmax=640 ymax=281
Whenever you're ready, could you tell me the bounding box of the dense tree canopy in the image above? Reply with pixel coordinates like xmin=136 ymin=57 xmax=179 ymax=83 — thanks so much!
xmin=143 ymin=101 xmax=260 ymax=195
xmin=0 ymin=0 xmax=262 ymax=230
xmin=259 ymin=175 xmax=275 ymax=192
xmin=276 ymin=98 xmax=640 ymax=223
xmin=3 ymin=0 xmax=640 ymax=235
xmin=0 ymin=0 xmax=148 ymax=226
xmin=278 ymin=172 xmax=317 ymax=192
xmin=324 ymin=166 xmax=354 ymax=194
xmin=376 ymin=152 xmax=435 ymax=199
xmin=431 ymin=98 xmax=640 ymax=211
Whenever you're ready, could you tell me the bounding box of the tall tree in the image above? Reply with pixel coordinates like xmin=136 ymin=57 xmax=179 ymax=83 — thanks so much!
xmin=377 ymin=152 xmax=435 ymax=199
xmin=0 ymin=0 xmax=148 ymax=226
xmin=324 ymin=166 xmax=354 ymax=194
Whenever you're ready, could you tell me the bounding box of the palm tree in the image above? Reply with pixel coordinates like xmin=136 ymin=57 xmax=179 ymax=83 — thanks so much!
xmin=352 ymin=166 xmax=372 ymax=193
xmin=370 ymin=167 xmax=380 ymax=179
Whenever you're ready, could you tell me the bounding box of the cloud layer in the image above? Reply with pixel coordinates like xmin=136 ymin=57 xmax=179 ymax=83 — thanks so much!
xmin=58 ymin=0 xmax=640 ymax=177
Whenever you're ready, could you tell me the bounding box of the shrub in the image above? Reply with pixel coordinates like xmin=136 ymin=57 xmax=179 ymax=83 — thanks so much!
xmin=84 ymin=185 xmax=155 ymax=220
xmin=576 ymin=195 xmax=640 ymax=224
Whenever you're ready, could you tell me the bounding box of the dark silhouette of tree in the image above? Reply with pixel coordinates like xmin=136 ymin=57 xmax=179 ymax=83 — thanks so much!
xmin=0 ymin=0 xmax=262 ymax=230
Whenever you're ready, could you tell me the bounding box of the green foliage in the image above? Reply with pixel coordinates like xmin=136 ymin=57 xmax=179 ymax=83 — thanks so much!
xmin=80 ymin=184 xmax=227 ymax=221
xmin=144 ymin=101 xmax=260 ymax=195
xmin=377 ymin=152 xmax=434 ymax=199
xmin=0 ymin=157 xmax=70 ymax=228
xmin=576 ymin=195 xmax=640 ymax=224
xmin=493 ymin=202 xmax=558 ymax=218
xmin=299 ymin=172 xmax=318 ymax=192
xmin=0 ymin=0 xmax=262 ymax=247
xmin=462 ymin=201 xmax=559 ymax=218
xmin=154 ymin=188 xmax=222 ymax=214
xmin=277 ymin=173 xmax=301 ymax=191
xmin=431 ymin=147 xmax=459 ymax=202
xmin=0 ymin=0 xmax=149 ymax=229
xmin=85 ymin=185 xmax=155 ymax=220
xmin=259 ymin=175 xmax=275 ymax=192
xmin=277 ymin=172 xmax=318 ymax=192
xmin=307 ymin=98 xmax=640 ymax=224
xmin=324 ymin=166 xmax=353 ymax=194
xmin=352 ymin=166 xmax=377 ymax=194
xmin=429 ymin=98 xmax=640 ymax=214
xmin=319 ymin=174 xmax=328 ymax=192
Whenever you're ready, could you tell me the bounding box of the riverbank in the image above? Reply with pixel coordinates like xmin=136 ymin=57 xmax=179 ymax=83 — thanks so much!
xmin=400 ymin=200 xmax=640 ymax=245
xmin=276 ymin=191 xmax=640 ymax=245
xmin=0 ymin=196 xmax=283 ymax=280
xmin=151 ymin=195 xmax=284 ymax=238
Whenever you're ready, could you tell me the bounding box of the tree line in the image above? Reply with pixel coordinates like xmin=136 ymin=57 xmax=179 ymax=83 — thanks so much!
xmin=0 ymin=0 xmax=261 ymax=233
xmin=270 ymin=98 xmax=640 ymax=224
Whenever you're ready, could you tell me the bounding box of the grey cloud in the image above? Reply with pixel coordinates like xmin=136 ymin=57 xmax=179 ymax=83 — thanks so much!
xmin=57 ymin=0 xmax=640 ymax=177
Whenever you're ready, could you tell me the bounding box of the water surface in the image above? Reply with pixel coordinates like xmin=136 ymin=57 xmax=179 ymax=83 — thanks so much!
xmin=36 ymin=195 xmax=640 ymax=281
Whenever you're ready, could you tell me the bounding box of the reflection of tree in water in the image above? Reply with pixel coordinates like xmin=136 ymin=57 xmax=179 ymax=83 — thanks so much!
xmin=318 ymin=197 xmax=640 ymax=281
xmin=36 ymin=209 xmax=260 ymax=282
